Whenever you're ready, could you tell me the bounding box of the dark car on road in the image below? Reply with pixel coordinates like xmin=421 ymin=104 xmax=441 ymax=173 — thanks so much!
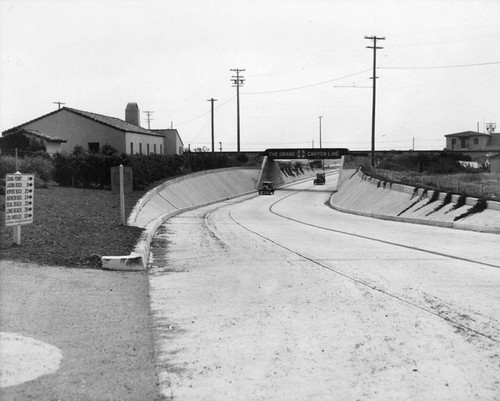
xmin=314 ymin=173 xmax=326 ymax=185
xmin=258 ymin=181 xmax=275 ymax=195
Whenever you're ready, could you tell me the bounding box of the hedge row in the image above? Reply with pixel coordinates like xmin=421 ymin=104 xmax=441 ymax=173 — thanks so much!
xmin=52 ymin=151 xmax=231 ymax=190
xmin=0 ymin=150 xmax=231 ymax=191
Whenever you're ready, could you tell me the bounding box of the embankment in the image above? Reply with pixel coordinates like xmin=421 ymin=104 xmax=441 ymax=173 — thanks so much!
xmin=331 ymin=168 xmax=500 ymax=233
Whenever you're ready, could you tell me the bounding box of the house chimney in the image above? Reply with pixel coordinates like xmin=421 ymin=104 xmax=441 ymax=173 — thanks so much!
xmin=125 ymin=102 xmax=140 ymax=126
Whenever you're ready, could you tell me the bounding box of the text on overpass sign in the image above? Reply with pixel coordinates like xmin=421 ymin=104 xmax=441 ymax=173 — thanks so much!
xmin=264 ymin=148 xmax=349 ymax=159
xmin=5 ymin=173 xmax=35 ymax=226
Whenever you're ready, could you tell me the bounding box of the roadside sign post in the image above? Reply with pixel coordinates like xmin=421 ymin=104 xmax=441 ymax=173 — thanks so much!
xmin=5 ymin=172 xmax=35 ymax=245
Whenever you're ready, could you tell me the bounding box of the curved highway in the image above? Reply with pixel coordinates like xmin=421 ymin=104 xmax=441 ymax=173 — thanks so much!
xmin=148 ymin=171 xmax=500 ymax=400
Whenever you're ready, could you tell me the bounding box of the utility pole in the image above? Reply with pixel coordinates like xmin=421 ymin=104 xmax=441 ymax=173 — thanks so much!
xmin=319 ymin=116 xmax=323 ymax=148
xmin=207 ymin=98 xmax=217 ymax=152
xmin=365 ymin=35 xmax=385 ymax=167
xmin=53 ymin=101 xmax=65 ymax=109
xmin=143 ymin=111 xmax=154 ymax=129
xmin=230 ymin=68 xmax=245 ymax=152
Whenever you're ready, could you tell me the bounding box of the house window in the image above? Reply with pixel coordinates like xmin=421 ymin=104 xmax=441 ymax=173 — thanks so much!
xmin=473 ymin=137 xmax=479 ymax=145
xmin=160 ymin=144 xmax=163 ymax=154
xmin=139 ymin=143 xmax=142 ymax=154
xmin=130 ymin=142 xmax=134 ymax=154
xmin=154 ymin=144 xmax=157 ymax=154
xmin=461 ymin=138 xmax=467 ymax=148
xmin=451 ymin=138 xmax=456 ymax=145
xmin=88 ymin=142 xmax=100 ymax=152
xmin=147 ymin=144 xmax=150 ymax=155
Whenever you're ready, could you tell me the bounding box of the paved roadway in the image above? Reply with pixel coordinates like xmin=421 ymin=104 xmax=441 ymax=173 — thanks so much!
xmin=148 ymin=172 xmax=500 ymax=401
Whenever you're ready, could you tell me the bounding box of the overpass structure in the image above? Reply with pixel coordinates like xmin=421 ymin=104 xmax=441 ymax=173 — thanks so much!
xmin=263 ymin=148 xmax=349 ymax=160
xmin=258 ymin=148 xmax=349 ymax=188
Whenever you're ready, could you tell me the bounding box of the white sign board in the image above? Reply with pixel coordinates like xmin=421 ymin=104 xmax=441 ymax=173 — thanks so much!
xmin=5 ymin=173 xmax=35 ymax=226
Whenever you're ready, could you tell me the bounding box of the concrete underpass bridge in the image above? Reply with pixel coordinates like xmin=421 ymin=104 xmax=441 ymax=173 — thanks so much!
xmin=257 ymin=147 xmax=350 ymax=188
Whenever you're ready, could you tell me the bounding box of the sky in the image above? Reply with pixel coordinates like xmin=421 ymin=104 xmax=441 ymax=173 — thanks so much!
xmin=0 ymin=0 xmax=499 ymax=152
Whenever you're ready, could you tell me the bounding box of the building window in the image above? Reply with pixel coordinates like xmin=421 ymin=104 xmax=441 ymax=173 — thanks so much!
xmin=451 ymin=138 xmax=456 ymax=145
xmin=154 ymin=144 xmax=157 ymax=154
xmin=88 ymin=142 xmax=100 ymax=152
xmin=160 ymin=144 xmax=163 ymax=154
xmin=147 ymin=143 xmax=150 ymax=155
xmin=130 ymin=142 xmax=134 ymax=154
xmin=139 ymin=143 xmax=142 ymax=154
xmin=461 ymin=138 xmax=467 ymax=148
xmin=473 ymin=137 xmax=479 ymax=145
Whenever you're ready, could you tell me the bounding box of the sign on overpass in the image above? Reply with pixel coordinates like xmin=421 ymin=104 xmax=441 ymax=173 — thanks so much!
xmin=264 ymin=148 xmax=349 ymax=159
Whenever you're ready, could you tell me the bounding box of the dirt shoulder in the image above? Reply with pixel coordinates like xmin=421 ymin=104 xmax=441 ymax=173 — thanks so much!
xmin=0 ymin=260 xmax=161 ymax=401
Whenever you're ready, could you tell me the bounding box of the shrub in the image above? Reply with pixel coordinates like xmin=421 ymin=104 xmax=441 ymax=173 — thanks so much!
xmin=236 ymin=153 xmax=249 ymax=163
xmin=0 ymin=156 xmax=17 ymax=177
xmin=427 ymin=192 xmax=452 ymax=216
xmin=454 ymin=198 xmax=488 ymax=221
xmin=0 ymin=155 xmax=53 ymax=185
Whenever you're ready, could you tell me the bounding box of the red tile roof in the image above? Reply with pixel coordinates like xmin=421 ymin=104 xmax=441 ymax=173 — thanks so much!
xmin=6 ymin=128 xmax=67 ymax=142
xmin=2 ymin=107 xmax=163 ymax=137
xmin=65 ymin=108 xmax=163 ymax=136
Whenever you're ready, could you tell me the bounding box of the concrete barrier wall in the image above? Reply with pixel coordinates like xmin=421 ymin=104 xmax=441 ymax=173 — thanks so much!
xmin=331 ymin=168 xmax=500 ymax=233
xmin=103 ymin=165 xmax=318 ymax=270
xmin=129 ymin=167 xmax=261 ymax=228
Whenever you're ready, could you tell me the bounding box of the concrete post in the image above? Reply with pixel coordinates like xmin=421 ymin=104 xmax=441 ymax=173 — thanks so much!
xmin=13 ymin=225 xmax=21 ymax=245
xmin=120 ymin=164 xmax=126 ymax=225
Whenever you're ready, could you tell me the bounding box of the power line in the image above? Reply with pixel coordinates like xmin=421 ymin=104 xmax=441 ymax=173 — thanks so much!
xmin=176 ymin=95 xmax=236 ymax=126
xmin=379 ymin=60 xmax=500 ymax=70
xmin=243 ymin=69 xmax=371 ymax=95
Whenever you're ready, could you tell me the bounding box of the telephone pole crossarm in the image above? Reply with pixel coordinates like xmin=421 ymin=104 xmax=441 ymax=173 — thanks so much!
xmin=143 ymin=110 xmax=154 ymax=130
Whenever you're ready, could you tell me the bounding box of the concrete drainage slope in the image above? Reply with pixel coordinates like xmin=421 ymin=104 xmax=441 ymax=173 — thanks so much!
xmin=102 ymin=165 xmax=317 ymax=271
xmin=331 ymin=168 xmax=500 ymax=234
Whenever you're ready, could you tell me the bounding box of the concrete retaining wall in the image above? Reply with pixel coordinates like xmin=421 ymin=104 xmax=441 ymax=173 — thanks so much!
xmin=331 ymin=168 xmax=500 ymax=233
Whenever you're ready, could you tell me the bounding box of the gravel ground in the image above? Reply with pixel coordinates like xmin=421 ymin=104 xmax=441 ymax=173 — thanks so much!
xmin=0 ymin=185 xmax=162 ymax=399
xmin=0 ymin=260 xmax=161 ymax=400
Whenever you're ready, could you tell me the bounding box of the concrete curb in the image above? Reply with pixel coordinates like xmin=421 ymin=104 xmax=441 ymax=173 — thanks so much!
xmin=101 ymin=191 xmax=258 ymax=271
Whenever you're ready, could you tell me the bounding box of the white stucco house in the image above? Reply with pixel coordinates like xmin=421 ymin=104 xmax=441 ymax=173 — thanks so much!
xmin=0 ymin=103 xmax=184 ymax=156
